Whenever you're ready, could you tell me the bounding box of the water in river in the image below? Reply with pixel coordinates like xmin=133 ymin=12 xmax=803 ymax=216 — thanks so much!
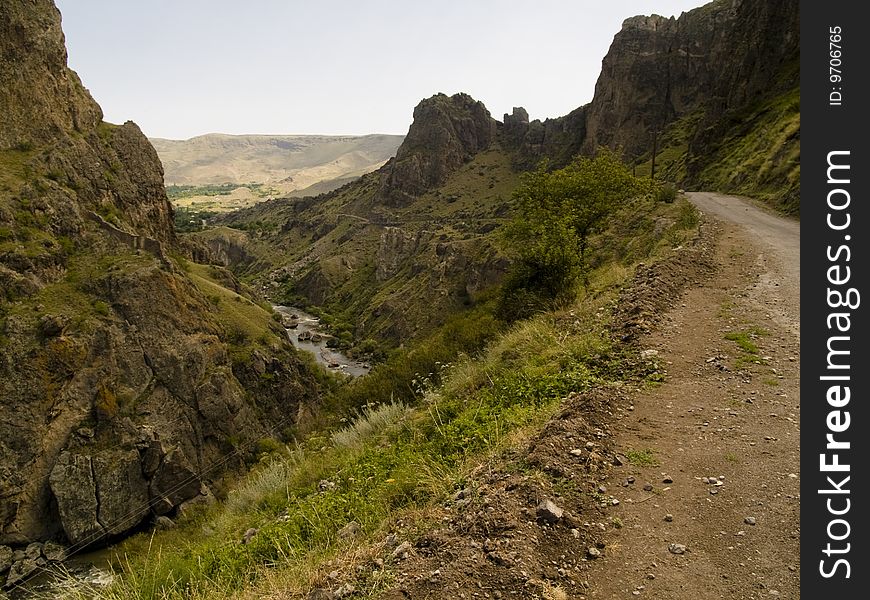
xmin=273 ymin=305 xmax=370 ymax=377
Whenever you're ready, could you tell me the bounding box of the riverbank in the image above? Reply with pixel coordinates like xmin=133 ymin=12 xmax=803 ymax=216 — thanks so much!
xmin=273 ymin=305 xmax=370 ymax=377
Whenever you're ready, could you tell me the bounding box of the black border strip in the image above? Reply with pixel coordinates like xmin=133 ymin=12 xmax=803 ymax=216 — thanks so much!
xmin=801 ymin=1 xmax=869 ymax=596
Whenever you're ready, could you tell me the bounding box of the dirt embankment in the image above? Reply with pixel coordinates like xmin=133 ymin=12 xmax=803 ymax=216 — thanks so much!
xmin=367 ymin=192 xmax=799 ymax=600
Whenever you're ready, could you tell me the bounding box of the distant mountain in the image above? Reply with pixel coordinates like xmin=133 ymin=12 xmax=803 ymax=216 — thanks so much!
xmin=150 ymin=133 xmax=404 ymax=197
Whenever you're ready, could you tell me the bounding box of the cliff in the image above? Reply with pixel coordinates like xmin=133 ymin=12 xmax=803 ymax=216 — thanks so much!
xmin=508 ymin=0 xmax=799 ymax=211
xmin=377 ymin=93 xmax=497 ymax=206
xmin=0 ymin=0 xmax=322 ymax=561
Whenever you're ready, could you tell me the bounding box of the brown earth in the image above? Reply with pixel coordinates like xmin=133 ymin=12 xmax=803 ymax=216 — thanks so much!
xmin=364 ymin=191 xmax=799 ymax=600
xmin=581 ymin=192 xmax=800 ymax=600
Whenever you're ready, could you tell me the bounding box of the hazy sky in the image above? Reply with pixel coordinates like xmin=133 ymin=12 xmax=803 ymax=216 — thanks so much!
xmin=55 ymin=0 xmax=707 ymax=140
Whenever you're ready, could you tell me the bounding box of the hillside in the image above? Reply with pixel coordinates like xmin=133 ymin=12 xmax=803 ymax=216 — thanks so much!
xmin=0 ymin=0 xmax=326 ymax=568
xmin=151 ymin=133 xmax=404 ymax=215
xmin=197 ymin=0 xmax=799 ymax=357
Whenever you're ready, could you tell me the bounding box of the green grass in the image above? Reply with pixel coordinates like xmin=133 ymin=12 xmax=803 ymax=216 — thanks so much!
xmin=625 ymin=449 xmax=659 ymax=467
xmin=186 ymin=263 xmax=276 ymax=358
xmin=724 ymin=326 xmax=768 ymax=369
xmin=78 ymin=246 xmax=646 ymax=599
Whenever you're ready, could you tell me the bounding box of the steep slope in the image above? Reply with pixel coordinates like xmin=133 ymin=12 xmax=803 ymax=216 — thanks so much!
xmin=0 ymin=0 xmax=323 ymax=557
xmin=194 ymin=0 xmax=799 ymax=357
xmin=199 ymin=93 xmax=514 ymax=345
xmin=508 ymin=0 xmax=799 ymax=212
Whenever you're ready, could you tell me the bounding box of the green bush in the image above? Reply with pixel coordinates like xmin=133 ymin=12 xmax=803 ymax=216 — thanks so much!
xmin=655 ymin=182 xmax=678 ymax=203
xmin=498 ymin=150 xmax=651 ymax=320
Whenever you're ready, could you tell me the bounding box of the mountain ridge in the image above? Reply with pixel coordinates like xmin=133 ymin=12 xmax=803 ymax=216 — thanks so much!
xmin=0 ymin=0 xmax=325 ymax=556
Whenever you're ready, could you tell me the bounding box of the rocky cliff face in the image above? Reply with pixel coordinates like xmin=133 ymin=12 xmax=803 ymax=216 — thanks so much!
xmin=581 ymin=0 xmax=798 ymax=160
xmin=0 ymin=0 xmax=321 ymax=558
xmin=505 ymin=0 xmax=799 ymax=209
xmin=377 ymin=93 xmax=496 ymax=206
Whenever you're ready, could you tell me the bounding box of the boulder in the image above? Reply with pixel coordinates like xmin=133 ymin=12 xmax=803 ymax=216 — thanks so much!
xmin=149 ymin=448 xmax=201 ymax=516
xmin=536 ymin=499 xmax=564 ymax=524
xmin=4 ymin=558 xmax=38 ymax=587
xmin=49 ymin=449 xmax=149 ymax=545
xmin=0 ymin=545 xmax=12 ymax=574
xmin=49 ymin=452 xmax=101 ymax=546
xmin=42 ymin=541 xmax=66 ymax=562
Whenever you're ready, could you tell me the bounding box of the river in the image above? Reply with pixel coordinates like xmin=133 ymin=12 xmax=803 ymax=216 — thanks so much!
xmin=272 ymin=305 xmax=370 ymax=377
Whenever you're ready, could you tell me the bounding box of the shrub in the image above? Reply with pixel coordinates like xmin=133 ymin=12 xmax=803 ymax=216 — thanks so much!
xmin=655 ymin=182 xmax=678 ymax=203
xmin=498 ymin=150 xmax=651 ymax=320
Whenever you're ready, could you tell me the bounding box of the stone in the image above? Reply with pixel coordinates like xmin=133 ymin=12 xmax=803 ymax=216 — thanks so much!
xmin=334 ymin=584 xmax=356 ymax=598
xmin=452 ymin=488 xmax=471 ymax=501
xmin=744 ymin=516 xmax=757 ymax=526
xmin=587 ymin=547 xmax=602 ymax=559
xmin=24 ymin=542 xmax=42 ymax=560
xmin=536 ymin=499 xmax=564 ymax=524
xmin=643 ymin=484 xmax=654 ymax=492
xmin=664 ymin=514 xmax=674 ymax=522
xmin=241 ymin=528 xmax=258 ymax=544
xmin=42 ymin=541 xmax=67 ymax=562
xmin=5 ymin=558 xmax=38 ymax=587
xmin=49 ymin=452 xmax=102 ymax=545
xmin=0 ymin=545 xmax=12 ymax=574
xmin=155 ymin=516 xmax=176 ymax=530
xmin=149 ymin=448 xmax=201 ymax=516
xmin=76 ymin=427 xmax=95 ymax=439
xmin=391 ymin=541 xmax=412 ymax=560
xmin=38 ymin=314 xmax=68 ymax=338
xmin=662 ymin=476 xmax=674 ymax=484
xmin=338 ymin=521 xmax=361 ymax=540
xmin=668 ymin=543 xmax=687 ymax=555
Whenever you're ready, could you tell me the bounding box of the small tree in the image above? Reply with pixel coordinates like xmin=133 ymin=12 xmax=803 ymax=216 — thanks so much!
xmin=499 ymin=150 xmax=650 ymax=320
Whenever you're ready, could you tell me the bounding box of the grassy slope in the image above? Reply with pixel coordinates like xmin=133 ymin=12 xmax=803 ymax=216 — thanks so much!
xmin=79 ymin=194 xmax=701 ymax=600
xmin=193 ymin=143 xmax=522 ymax=348
xmin=632 ymin=82 xmax=800 ymax=215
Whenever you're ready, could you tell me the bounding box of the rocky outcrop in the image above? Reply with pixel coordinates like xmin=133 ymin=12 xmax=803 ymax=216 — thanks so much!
xmin=503 ymin=0 xmax=798 ymax=209
xmin=0 ymin=0 xmax=323 ymax=554
xmin=49 ymin=450 xmax=150 ymax=545
xmin=0 ymin=0 xmax=102 ymax=150
xmin=377 ymin=93 xmax=496 ymax=206
xmin=505 ymin=105 xmax=588 ymax=168
xmin=581 ymin=0 xmax=799 ymax=160
xmin=375 ymin=227 xmax=426 ymax=281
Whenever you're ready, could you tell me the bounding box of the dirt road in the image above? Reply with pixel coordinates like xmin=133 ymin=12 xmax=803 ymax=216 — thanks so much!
xmin=584 ymin=192 xmax=801 ymax=599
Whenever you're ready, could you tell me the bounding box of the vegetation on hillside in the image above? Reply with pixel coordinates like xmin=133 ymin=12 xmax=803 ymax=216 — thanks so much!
xmin=499 ymin=151 xmax=653 ymax=320
xmin=66 ymin=174 xmax=702 ymax=599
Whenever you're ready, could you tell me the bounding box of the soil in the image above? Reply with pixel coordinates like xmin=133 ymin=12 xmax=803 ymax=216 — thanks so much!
xmin=322 ymin=192 xmax=799 ymax=600
xmin=581 ymin=192 xmax=800 ymax=600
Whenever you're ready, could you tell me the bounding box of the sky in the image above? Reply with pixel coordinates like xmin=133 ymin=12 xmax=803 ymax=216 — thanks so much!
xmin=55 ymin=0 xmax=708 ymax=140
